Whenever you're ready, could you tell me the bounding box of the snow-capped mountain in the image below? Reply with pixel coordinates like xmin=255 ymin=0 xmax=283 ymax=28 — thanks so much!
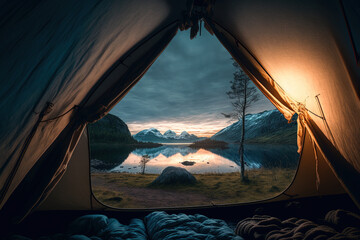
xmin=163 ymin=130 xmax=176 ymax=138
xmin=137 ymin=128 xmax=163 ymax=137
xmin=134 ymin=128 xmax=205 ymax=143
xmin=211 ymin=109 xmax=297 ymax=144
xmin=179 ymin=131 xmax=190 ymax=138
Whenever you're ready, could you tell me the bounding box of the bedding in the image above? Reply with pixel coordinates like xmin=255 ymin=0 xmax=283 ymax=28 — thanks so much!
xmin=145 ymin=211 xmax=243 ymax=240
xmin=235 ymin=209 xmax=360 ymax=240
xmin=8 ymin=211 xmax=242 ymax=240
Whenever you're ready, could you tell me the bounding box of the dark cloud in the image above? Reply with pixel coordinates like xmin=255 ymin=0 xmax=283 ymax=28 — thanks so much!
xmin=111 ymin=29 xmax=274 ymax=134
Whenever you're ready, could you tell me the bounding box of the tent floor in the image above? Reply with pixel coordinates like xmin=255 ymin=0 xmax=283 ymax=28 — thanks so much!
xmin=4 ymin=194 xmax=359 ymax=238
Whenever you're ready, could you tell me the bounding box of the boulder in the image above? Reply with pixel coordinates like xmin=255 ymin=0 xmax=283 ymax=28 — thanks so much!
xmin=150 ymin=167 xmax=197 ymax=186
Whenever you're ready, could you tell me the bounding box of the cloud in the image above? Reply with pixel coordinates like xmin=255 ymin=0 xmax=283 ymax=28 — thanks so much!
xmin=127 ymin=113 xmax=231 ymax=137
xmin=110 ymin=29 xmax=274 ymax=135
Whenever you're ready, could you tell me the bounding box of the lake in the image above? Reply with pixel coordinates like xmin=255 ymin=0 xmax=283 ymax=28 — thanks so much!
xmin=91 ymin=143 xmax=299 ymax=174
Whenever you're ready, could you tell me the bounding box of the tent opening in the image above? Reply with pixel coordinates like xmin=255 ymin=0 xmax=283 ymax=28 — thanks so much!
xmin=87 ymin=29 xmax=300 ymax=209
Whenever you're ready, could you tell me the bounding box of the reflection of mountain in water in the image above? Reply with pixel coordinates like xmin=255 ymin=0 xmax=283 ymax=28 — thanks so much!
xmin=209 ymin=144 xmax=299 ymax=169
xmin=90 ymin=145 xmax=132 ymax=171
xmin=132 ymin=145 xmax=198 ymax=159
xmin=92 ymin=144 xmax=299 ymax=172
xmin=134 ymin=144 xmax=300 ymax=169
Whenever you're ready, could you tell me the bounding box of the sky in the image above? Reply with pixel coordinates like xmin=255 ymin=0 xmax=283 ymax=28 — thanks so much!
xmin=110 ymin=29 xmax=274 ymax=137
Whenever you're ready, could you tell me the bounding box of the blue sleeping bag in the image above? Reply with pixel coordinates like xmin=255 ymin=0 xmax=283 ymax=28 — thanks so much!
xmin=9 ymin=212 xmax=243 ymax=240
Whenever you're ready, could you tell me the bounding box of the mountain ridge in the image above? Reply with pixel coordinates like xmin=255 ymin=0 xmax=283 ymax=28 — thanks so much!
xmin=133 ymin=128 xmax=205 ymax=143
xmin=211 ymin=109 xmax=297 ymax=145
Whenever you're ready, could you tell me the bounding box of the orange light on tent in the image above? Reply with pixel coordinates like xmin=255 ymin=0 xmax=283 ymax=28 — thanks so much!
xmin=272 ymin=67 xmax=316 ymax=105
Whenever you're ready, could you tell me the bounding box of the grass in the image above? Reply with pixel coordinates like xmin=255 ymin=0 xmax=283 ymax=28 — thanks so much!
xmin=91 ymin=168 xmax=296 ymax=208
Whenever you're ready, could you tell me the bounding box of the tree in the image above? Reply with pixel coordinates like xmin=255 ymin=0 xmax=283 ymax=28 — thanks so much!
xmin=223 ymin=60 xmax=260 ymax=181
xmin=140 ymin=154 xmax=151 ymax=175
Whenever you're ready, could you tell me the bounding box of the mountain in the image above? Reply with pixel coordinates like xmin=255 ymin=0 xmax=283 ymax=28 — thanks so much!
xmin=134 ymin=128 xmax=205 ymax=143
xmin=88 ymin=113 xmax=135 ymax=144
xmin=179 ymin=131 xmax=190 ymax=138
xmin=211 ymin=109 xmax=297 ymax=145
xmin=132 ymin=128 xmax=165 ymax=143
xmin=88 ymin=114 xmax=163 ymax=148
xmin=164 ymin=130 xmax=176 ymax=138
xmin=88 ymin=114 xmax=161 ymax=171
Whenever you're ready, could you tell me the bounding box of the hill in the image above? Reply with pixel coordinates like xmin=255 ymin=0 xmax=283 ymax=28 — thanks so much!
xmin=211 ymin=109 xmax=297 ymax=145
xmin=88 ymin=114 xmax=161 ymax=171
xmin=88 ymin=113 xmax=135 ymax=144
xmin=189 ymin=139 xmax=228 ymax=149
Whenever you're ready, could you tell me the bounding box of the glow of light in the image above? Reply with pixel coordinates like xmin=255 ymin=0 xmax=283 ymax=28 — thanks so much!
xmin=270 ymin=65 xmax=324 ymax=120
xmin=110 ymin=149 xmax=239 ymax=174
xmin=274 ymin=67 xmax=316 ymax=104
xmin=127 ymin=118 xmax=233 ymax=137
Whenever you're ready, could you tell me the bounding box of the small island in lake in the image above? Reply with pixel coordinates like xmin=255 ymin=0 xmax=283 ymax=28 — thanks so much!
xmin=189 ymin=138 xmax=228 ymax=149
xmin=180 ymin=161 xmax=196 ymax=166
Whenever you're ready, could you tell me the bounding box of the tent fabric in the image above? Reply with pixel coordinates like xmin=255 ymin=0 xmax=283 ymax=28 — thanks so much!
xmin=204 ymin=0 xmax=360 ymax=206
xmin=0 ymin=122 xmax=85 ymax=223
xmin=303 ymin=114 xmax=360 ymax=208
xmin=0 ymin=0 xmax=359 ymax=223
xmin=340 ymin=0 xmax=360 ymax=68
xmin=0 ymin=0 xmax=185 ymax=222
xmin=3 ymin=20 xmax=178 ymax=223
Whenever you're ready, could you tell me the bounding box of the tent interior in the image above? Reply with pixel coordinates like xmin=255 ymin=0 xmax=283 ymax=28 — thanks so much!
xmin=1 ymin=0 xmax=359 ymax=239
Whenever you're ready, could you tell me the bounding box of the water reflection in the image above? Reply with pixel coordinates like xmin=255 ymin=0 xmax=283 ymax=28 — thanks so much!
xmin=132 ymin=145 xmax=198 ymax=158
xmin=90 ymin=143 xmax=299 ymax=174
xmin=210 ymin=144 xmax=299 ymax=169
xmin=110 ymin=148 xmax=239 ymax=174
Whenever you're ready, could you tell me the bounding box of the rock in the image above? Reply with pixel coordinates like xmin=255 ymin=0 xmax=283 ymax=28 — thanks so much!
xmin=181 ymin=161 xmax=196 ymax=166
xmin=150 ymin=167 xmax=197 ymax=186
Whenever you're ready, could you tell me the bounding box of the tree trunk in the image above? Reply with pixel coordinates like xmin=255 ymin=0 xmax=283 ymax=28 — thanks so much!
xmin=239 ymin=110 xmax=246 ymax=181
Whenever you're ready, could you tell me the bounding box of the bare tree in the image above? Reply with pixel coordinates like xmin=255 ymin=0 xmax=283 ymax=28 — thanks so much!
xmin=223 ymin=60 xmax=260 ymax=181
xmin=140 ymin=154 xmax=150 ymax=175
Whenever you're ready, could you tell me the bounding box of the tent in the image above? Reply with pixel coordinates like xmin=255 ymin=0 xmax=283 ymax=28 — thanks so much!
xmin=0 ymin=0 xmax=359 ymax=235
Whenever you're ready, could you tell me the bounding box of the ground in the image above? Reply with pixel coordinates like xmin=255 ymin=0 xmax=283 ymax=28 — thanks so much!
xmin=91 ymin=168 xmax=296 ymax=208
